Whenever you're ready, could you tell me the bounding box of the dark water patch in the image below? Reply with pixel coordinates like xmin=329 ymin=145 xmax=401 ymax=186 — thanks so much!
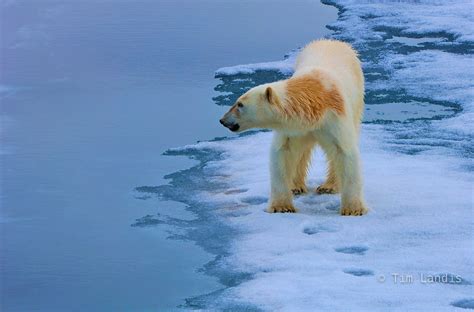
xmin=373 ymin=25 xmax=474 ymax=54
xmin=387 ymin=36 xmax=443 ymax=47
xmin=365 ymin=90 xmax=461 ymax=111
xmin=321 ymin=0 xmax=346 ymax=16
xmin=132 ymin=214 xmax=163 ymax=227
xmin=416 ymin=40 xmax=474 ymax=55
xmin=135 ymin=186 xmax=161 ymax=194
xmin=132 ymin=213 xmax=194 ymax=228
xmin=184 ymin=288 xmax=263 ymax=312
xmin=335 ymin=246 xmax=368 ymax=255
xmin=303 ymin=223 xmax=340 ymax=235
xmin=241 ymin=196 xmax=268 ymax=205
xmin=134 ymin=195 xmax=152 ymax=200
xmin=363 ymin=71 xmax=389 ymax=83
xmin=199 ymin=255 xmax=254 ymax=288
xmin=303 ymin=227 xmax=319 ymax=235
xmin=343 ymin=268 xmax=374 ymax=277
xmin=365 ymin=90 xmax=409 ymax=105
xmin=388 ymin=146 xmax=429 ymax=156
xmin=375 ymin=26 xmax=458 ymax=42
xmin=225 ymin=188 xmax=248 ymax=195
xmin=214 ymin=70 xmax=288 ymax=106
xmin=182 ymin=253 xmax=261 ymax=310
xmin=451 ymin=299 xmax=474 ymax=310
xmin=359 ymin=13 xmax=381 ymax=21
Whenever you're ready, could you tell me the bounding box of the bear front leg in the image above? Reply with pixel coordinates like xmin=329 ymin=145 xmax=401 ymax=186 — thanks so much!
xmin=333 ymin=146 xmax=368 ymax=216
xmin=268 ymin=134 xmax=297 ymax=213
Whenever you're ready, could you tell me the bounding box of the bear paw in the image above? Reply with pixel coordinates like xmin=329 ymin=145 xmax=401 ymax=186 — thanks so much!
xmin=292 ymin=186 xmax=307 ymax=196
xmin=340 ymin=200 xmax=368 ymax=216
xmin=267 ymin=204 xmax=298 ymax=213
xmin=316 ymin=185 xmax=338 ymax=194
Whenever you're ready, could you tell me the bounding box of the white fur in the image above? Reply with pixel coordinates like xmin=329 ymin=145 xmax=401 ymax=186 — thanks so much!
xmin=220 ymin=40 xmax=367 ymax=215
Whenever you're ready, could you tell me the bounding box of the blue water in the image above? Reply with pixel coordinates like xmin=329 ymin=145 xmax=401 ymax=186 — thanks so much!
xmin=0 ymin=0 xmax=336 ymax=310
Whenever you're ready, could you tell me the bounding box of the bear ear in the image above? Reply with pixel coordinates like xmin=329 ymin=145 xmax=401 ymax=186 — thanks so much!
xmin=265 ymin=87 xmax=278 ymax=105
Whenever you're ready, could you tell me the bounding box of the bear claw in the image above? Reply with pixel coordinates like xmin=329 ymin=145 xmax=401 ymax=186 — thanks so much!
xmin=316 ymin=186 xmax=337 ymax=194
xmin=292 ymin=188 xmax=307 ymax=196
xmin=340 ymin=203 xmax=368 ymax=216
xmin=267 ymin=205 xmax=297 ymax=213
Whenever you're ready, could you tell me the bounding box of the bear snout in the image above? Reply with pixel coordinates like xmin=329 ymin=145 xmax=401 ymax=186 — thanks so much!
xmin=219 ymin=118 xmax=240 ymax=132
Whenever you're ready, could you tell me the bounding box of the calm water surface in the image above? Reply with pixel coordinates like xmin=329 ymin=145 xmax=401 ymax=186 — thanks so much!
xmin=0 ymin=0 xmax=336 ymax=310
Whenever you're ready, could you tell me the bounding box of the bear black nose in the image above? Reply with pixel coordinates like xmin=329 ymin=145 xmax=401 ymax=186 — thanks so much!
xmin=219 ymin=119 xmax=225 ymax=125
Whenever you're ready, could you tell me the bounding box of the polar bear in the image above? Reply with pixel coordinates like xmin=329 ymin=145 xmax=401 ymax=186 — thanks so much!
xmin=219 ymin=39 xmax=367 ymax=216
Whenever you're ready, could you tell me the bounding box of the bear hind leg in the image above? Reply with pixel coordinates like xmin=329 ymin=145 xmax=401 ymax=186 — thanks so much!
xmin=316 ymin=158 xmax=339 ymax=194
xmin=287 ymin=136 xmax=315 ymax=196
xmin=332 ymin=145 xmax=368 ymax=216
xmin=292 ymin=147 xmax=313 ymax=195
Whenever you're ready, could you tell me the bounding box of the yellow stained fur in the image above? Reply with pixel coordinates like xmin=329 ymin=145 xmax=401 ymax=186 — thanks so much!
xmin=284 ymin=70 xmax=345 ymax=124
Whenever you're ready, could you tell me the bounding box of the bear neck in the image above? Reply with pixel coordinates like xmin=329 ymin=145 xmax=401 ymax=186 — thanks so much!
xmin=274 ymin=70 xmax=345 ymax=131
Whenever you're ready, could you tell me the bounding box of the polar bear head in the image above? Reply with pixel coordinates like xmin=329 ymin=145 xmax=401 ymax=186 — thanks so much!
xmin=219 ymin=83 xmax=283 ymax=133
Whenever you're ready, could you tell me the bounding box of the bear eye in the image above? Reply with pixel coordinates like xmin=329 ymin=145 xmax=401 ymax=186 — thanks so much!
xmin=237 ymin=102 xmax=244 ymax=108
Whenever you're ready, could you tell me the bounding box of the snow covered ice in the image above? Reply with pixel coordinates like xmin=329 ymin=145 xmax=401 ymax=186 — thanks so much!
xmin=163 ymin=126 xmax=472 ymax=310
xmin=139 ymin=0 xmax=474 ymax=310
